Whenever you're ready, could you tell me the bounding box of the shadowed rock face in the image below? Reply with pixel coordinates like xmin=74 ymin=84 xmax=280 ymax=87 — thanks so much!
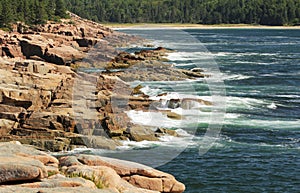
xmin=0 ymin=142 xmax=184 ymax=193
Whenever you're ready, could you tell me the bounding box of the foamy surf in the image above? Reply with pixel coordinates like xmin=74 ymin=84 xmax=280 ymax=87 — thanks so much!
xmin=222 ymin=73 xmax=254 ymax=80
xmin=226 ymin=96 xmax=266 ymax=109
xmin=118 ymin=130 xmax=201 ymax=151
xmin=225 ymin=118 xmax=300 ymax=130
xmin=167 ymin=52 xmax=214 ymax=61
xmin=267 ymin=102 xmax=277 ymax=109
xmin=126 ymin=110 xmax=210 ymax=128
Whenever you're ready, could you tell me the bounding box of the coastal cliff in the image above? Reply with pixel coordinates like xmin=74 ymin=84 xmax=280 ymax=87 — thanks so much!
xmin=0 ymin=13 xmax=209 ymax=193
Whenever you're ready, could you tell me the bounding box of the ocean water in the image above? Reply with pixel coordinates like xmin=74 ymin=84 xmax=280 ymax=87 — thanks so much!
xmin=91 ymin=29 xmax=300 ymax=192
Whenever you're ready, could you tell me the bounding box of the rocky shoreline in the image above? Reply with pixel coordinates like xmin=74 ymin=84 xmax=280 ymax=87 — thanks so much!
xmin=0 ymin=13 xmax=209 ymax=192
xmin=0 ymin=13 xmax=208 ymax=151
xmin=0 ymin=141 xmax=185 ymax=193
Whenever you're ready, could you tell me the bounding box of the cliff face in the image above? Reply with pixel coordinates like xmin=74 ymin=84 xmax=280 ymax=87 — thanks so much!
xmin=0 ymin=13 xmax=144 ymax=151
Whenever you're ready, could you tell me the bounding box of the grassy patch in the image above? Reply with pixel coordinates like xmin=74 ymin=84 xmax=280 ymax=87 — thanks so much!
xmin=67 ymin=172 xmax=108 ymax=189
xmin=47 ymin=171 xmax=58 ymax=177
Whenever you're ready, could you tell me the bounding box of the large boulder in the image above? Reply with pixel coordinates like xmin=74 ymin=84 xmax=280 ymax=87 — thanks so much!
xmin=73 ymin=155 xmax=185 ymax=193
xmin=60 ymin=158 xmax=159 ymax=193
xmin=129 ymin=175 xmax=163 ymax=192
xmin=69 ymin=135 xmax=119 ymax=150
xmin=65 ymin=165 xmax=121 ymax=189
xmin=44 ymin=46 xmax=85 ymax=65
xmin=0 ymin=142 xmax=59 ymax=176
xmin=127 ymin=125 xmax=159 ymax=142
xmin=0 ymin=155 xmax=47 ymax=183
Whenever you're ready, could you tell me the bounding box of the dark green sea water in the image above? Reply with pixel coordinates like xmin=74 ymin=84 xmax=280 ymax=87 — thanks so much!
xmin=91 ymin=29 xmax=300 ymax=192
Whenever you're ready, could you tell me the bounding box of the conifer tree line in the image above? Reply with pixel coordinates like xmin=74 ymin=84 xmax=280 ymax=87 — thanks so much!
xmin=0 ymin=0 xmax=299 ymax=27
xmin=0 ymin=0 xmax=67 ymax=28
xmin=65 ymin=0 xmax=300 ymax=26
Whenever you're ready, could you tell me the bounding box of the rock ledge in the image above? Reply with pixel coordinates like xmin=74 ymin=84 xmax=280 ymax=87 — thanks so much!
xmin=0 ymin=142 xmax=185 ymax=193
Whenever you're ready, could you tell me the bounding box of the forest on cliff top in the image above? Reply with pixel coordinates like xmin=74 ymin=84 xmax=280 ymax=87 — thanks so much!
xmin=0 ymin=0 xmax=299 ymax=27
xmin=0 ymin=0 xmax=67 ymax=28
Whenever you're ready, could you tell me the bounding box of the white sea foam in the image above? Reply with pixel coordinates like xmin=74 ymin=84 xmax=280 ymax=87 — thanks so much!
xmin=53 ymin=147 xmax=111 ymax=156
xmin=118 ymin=140 xmax=162 ymax=150
xmin=126 ymin=109 xmax=210 ymax=128
xmin=126 ymin=110 xmax=183 ymax=127
xmin=167 ymin=52 xmax=214 ymax=61
xmin=245 ymin=141 xmax=299 ymax=149
xmin=212 ymin=52 xmax=234 ymax=57
xmin=226 ymin=96 xmax=266 ymax=109
xmin=150 ymin=93 xmax=212 ymax=102
xmin=214 ymin=52 xmax=279 ymax=58
xmin=226 ymin=118 xmax=300 ymax=129
xmin=267 ymin=102 xmax=277 ymax=109
xmin=222 ymin=73 xmax=254 ymax=80
xmin=176 ymin=129 xmax=193 ymax=137
xmin=222 ymin=138 xmax=298 ymax=149
xmin=140 ymin=85 xmax=162 ymax=97
xmin=172 ymin=62 xmax=197 ymax=67
xmin=225 ymin=113 xmax=241 ymax=119
xmin=118 ymin=129 xmax=198 ymax=150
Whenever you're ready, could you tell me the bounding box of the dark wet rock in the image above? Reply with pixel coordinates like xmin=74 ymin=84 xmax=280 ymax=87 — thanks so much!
xmin=127 ymin=125 xmax=159 ymax=142
xmin=155 ymin=128 xmax=178 ymax=137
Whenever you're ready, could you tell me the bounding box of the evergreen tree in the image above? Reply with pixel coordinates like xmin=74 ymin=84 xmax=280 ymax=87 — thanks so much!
xmin=0 ymin=0 xmax=13 ymax=27
xmin=47 ymin=0 xmax=56 ymax=20
xmin=34 ymin=0 xmax=48 ymax=24
xmin=55 ymin=0 xmax=67 ymax=18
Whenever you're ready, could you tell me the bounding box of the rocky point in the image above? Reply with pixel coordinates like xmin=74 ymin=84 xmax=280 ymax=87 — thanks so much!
xmin=0 ymin=12 xmax=212 ymax=193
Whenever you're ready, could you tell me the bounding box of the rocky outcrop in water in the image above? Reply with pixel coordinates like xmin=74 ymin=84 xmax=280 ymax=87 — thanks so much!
xmin=103 ymin=48 xmax=207 ymax=81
